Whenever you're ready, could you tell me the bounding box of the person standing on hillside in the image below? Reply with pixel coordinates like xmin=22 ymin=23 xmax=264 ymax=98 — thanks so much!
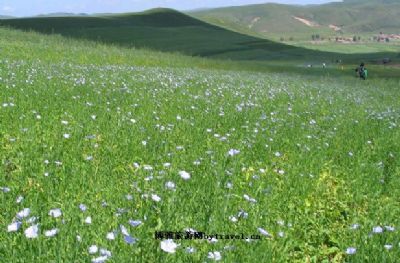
xmin=355 ymin=62 xmax=367 ymax=80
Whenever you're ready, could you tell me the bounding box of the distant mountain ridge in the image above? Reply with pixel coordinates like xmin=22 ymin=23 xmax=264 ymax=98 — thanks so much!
xmin=36 ymin=12 xmax=89 ymax=17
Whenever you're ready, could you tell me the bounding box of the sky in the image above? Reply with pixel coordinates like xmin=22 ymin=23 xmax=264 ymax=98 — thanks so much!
xmin=0 ymin=0 xmax=342 ymax=17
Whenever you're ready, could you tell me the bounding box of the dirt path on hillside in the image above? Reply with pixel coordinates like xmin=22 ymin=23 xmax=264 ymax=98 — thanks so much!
xmin=292 ymin=16 xmax=319 ymax=27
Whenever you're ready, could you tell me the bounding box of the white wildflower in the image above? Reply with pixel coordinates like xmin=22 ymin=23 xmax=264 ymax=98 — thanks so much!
xmin=346 ymin=247 xmax=356 ymax=255
xmin=207 ymin=251 xmax=222 ymax=261
xmin=384 ymin=244 xmax=393 ymax=250
xmin=165 ymin=181 xmax=176 ymax=190
xmin=7 ymin=221 xmax=21 ymax=232
xmin=79 ymin=204 xmax=87 ymax=212
xmin=17 ymin=208 xmax=31 ymax=219
xmin=179 ymin=171 xmax=191 ymax=180
xmin=257 ymin=227 xmax=271 ymax=237
xmin=228 ymin=149 xmax=240 ymax=156
xmin=128 ymin=220 xmax=142 ymax=227
xmin=100 ymin=248 xmax=112 ymax=257
xmin=373 ymin=226 xmax=383 ymax=234
xmin=92 ymin=256 xmax=108 ymax=263
xmin=16 ymin=195 xmax=24 ymax=203
xmin=106 ymin=232 xmax=116 ymax=240
xmin=243 ymin=194 xmax=257 ymax=203
xmin=49 ymin=208 xmax=62 ymax=218
xmin=89 ymin=245 xmax=98 ymax=254
xmin=186 ymin=247 xmax=196 ymax=253
xmin=151 ymin=194 xmax=161 ymax=202
xmin=25 ymin=225 xmax=39 ymax=239
xmin=85 ymin=216 xmax=92 ymax=224
xmin=160 ymin=239 xmax=179 ymax=253
xmin=45 ymin=228 xmax=59 ymax=237
xmin=229 ymin=216 xmax=238 ymax=223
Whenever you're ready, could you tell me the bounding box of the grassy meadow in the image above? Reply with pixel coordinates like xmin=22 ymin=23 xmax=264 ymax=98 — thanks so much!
xmin=0 ymin=20 xmax=400 ymax=263
xmin=292 ymin=41 xmax=400 ymax=55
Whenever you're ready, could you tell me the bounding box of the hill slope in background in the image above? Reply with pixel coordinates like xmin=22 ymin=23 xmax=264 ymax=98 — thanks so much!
xmin=190 ymin=0 xmax=400 ymax=40
xmin=0 ymin=8 xmax=314 ymax=61
xmin=0 ymin=8 xmax=398 ymax=63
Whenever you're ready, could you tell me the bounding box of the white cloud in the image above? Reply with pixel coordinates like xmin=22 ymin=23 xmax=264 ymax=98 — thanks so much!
xmin=2 ymin=5 xmax=15 ymax=12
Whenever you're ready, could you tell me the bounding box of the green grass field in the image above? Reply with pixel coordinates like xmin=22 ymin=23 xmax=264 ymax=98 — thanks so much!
xmin=1 ymin=25 xmax=400 ymax=263
xmin=292 ymin=41 xmax=400 ymax=54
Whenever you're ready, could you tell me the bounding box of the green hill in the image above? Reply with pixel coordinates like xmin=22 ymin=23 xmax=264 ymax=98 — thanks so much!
xmin=0 ymin=8 xmax=398 ymax=63
xmin=0 ymin=8 xmax=311 ymax=61
xmin=190 ymin=0 xmax=400 ymax=41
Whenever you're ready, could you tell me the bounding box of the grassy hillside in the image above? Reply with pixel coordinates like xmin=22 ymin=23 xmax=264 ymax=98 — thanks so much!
xmin=0 ymin=8 xmax=310 ymax=61
xmin=1 ymin=26 xmax=400 ymax=263
xmin=1 ymin=8 xmax=398 ymax=64
xmin=2 ymin=26 xmax=399 ymax=80
xmin=190 ymin=0 xmax=400 ymax=41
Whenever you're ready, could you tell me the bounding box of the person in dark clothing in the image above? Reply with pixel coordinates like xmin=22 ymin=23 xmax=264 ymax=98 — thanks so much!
xmin=355 ymin=62 xmax=367 ymax=80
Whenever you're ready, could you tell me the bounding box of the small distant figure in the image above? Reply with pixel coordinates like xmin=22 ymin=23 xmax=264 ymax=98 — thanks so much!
xmin=382 ymin=58 xmax=390 ymax=65
xmin=322 ymin=63 xmax=326 ymax=68
xmin=355 ymin=62 xmax=367 ymax=80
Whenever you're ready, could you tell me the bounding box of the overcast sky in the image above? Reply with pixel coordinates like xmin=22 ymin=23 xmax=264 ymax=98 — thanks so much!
xmin=1 ymin=0 xmax=342 ymax=17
